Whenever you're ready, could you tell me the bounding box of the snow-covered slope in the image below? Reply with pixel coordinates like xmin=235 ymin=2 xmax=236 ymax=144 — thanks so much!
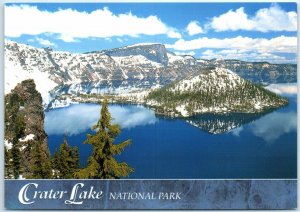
xmin=5 ymin=40 xmax=296 ymax=107
xmin=4 ymin=40 xmax=200 ymax=105
xmin=146 ymin=67 xmax=288 ymax=117
xmin=5 ymin=45 xmax=58 ymax=106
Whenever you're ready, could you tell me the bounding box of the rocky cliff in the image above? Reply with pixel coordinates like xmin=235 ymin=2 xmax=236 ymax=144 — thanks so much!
xmin=5 ymin=79 xmax=51 ymax=178
xmin=5 ymin=40 xmax=296 ymax=107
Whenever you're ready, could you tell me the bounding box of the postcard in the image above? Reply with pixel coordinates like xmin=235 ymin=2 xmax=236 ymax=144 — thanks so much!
xmin=4 ymin=2 xmax=297 ymax=210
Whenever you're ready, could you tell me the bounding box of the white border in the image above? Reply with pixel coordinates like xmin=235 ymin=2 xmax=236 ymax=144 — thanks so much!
xmin=0 ymin=1 xmax=299 ymax=211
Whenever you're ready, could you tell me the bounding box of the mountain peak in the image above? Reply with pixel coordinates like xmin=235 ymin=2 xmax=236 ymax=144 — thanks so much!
xmin=124 ymin=43 xmax=163 ymax=48
xmin=147 ymin=66 xmax=288 ymax=117
xmin=103 ymin=43 xmax=169 ymax=66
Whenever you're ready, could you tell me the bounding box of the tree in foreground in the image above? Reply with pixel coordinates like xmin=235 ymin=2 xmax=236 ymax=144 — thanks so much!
xmin=52 ymin=135 xmax=80 ymax=179
xmin=30 ymin=141 xmax=52 ymax=179
xmin=75 ymin=99 xmax=133 ymax=179
xmin=4 ymin=146 xmax=14 ymax=178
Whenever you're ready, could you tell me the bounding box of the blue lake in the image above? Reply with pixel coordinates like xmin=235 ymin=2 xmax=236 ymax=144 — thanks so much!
xmin=45 ymin=83 xmax=297 ymax=179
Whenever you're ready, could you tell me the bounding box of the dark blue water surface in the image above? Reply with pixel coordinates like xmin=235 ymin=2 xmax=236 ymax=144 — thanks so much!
xmin=45 ymin=84 xmax=297 ymax=179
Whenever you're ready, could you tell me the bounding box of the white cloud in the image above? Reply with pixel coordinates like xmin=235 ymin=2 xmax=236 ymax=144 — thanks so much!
xmin=210 ymin=4 xmax=297 ymax=32
xmin=45 ymin=104 xmax=157 ymax=135
xmin=186 ymin=21 xmax=204 ymax=35
xmin=35 ymin=37 xmax=56 ymax=47
xmin=167 ymin=30 xmax=182 ymax=39
xmin=57 ymin=34 xmax=80 ymax=43
xmin=117 ymin=38 xmax=123 ymax=43
xmin=174 ymin=51 xmax=196 ymax=56
xmin=167 ymin=36 xmax=296 ymax=54
xmin=200 ymin=49 xmax=295 ymax=63
xmin=5 ymin=5 xmax=181 ymax=42
xmin=27 ymin=37 xmax=57 ymax=47
xmin=265 ymin=83 xmax=297 ymax=95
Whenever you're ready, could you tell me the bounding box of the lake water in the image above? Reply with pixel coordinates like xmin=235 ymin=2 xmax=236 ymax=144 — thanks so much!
xmin=45 ymin=83 xmax=297 ymax=179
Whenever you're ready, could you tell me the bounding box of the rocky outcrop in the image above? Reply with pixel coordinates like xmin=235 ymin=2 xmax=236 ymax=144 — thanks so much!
xmin=103 ymin=43 xmax=169 ymax=66
xmin=5 ymin=79 xmax=51 ymax=178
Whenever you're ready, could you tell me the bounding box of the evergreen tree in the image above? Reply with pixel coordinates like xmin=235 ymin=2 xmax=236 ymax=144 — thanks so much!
xmin=11 ymin=142 xmax=21 ymax=179
xmin=4 ymin=146 xmax=14 ymax=178
xmin=30 ymin=141 xmax=52 ymax=179
xmin=75 ymin=99 xmax=133 ymax=179
xmin=5 ymin=94 xmax=26 ymax=179
xmin=52 ymin=135 xmax=80 ymax=179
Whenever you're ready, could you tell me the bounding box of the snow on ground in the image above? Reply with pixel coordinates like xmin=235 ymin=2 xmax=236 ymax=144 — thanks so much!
xmin=49 ymin=97 xmax=78 ymax=109
xmin=118 ymin=90 xmax=150 ymax=103
xmin=175 ymin=104 xmax=189 ymax=117
xmin=254 ymin=102 xmax=262 ymax=110
xmin=167 ymin=53 xmax=184 ymax=63
xmin=171 ymin=67 xmax=242 ymax=93
xmin=112 ymin=55 xmax=162 ymax=67
xmin=4 ymin=139 xmax=12 ymax=150
xmin=18 ymin=175 xmax=25 ymax=180
xmin=5 ymin=58 xmax=58 ymax=106
xmin=19 ymin=134 xmax=35 ymax=142
xmin=124 ymin=43 xmax=160 ymax=48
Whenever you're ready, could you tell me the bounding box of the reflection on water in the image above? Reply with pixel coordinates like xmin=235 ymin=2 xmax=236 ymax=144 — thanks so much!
xmin=45 ymin=104 xmax=157 ymax=135
xmin=185 ymin=108 xmax=296 ymax=142
xmin=45 ymin=83 xmax=297 ymax=179
xmin=249 ymin=111 xmax=297 ymax=142
xmin=185 ymin=112 xmax=272 ymax=134
xmin=230 ymin=111 xmax=297 ymax=143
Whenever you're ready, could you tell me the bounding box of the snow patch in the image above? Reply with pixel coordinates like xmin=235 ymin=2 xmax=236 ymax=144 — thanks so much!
xmin=176 ymin=104 xmax=189 ymax=117
xmin=19 ymin=134 xmax=35 ymax=142
xmin=4 ymin=139 xmax=12 ymax=150
xmin=5 ymin=58 xmax=58 ymax=106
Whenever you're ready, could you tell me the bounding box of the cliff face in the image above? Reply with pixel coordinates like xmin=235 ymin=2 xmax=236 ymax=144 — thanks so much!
xmin=5 ymin=40 xmax=296 ymax=108
xmin=5 ymin=79 xmax=51 ymax=178
xmin=103 ymin=43 xmax=169 ymax=66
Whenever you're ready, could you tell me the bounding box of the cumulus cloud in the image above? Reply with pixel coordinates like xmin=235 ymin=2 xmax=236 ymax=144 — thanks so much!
xmin=200 ymin=49 xmax=296 ymax=63
xmin=35 ymin=37 xmax=57 ymax=47
xmin=5 ymin=4 xmax=181 ymax=41
xmin=167 ymin=36 xmax=296 ymax=53
xmin=45 ymin=104 xmax=157 ymax=135
xmin=167 ymin=30 xmax=182 ymax=39
xmin=210 ymin=4 xmax=297 ymax=32
xmin=265 ymin=83 xmax=297 ymax=95
xmin=186 ymin=21 xmax=204 ymax=35
xmin=174 ymin=51 xmax=196 ymax=56
xmin=166 ymin=35 xmax=297 ymax=63
xmin=116 ymin=38 xmax=123 ymax=43
xmin=27 ymin=37 xmax=57 ymax=47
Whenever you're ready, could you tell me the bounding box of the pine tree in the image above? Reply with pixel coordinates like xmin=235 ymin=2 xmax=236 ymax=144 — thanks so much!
xmin=30 ymin=141 xmax=52 ymax=179
xmin=52 ymin=136 xmax=80 ymax=179
xmin=5 ymin=94 xmax=26 ymax=179
xmin=4 ymin=146 xmax=14 ymax=178
xmin=11 ymin=141 xmax=21 ymax=179
xmin=75 ymin=99 xmax=133 ymax=179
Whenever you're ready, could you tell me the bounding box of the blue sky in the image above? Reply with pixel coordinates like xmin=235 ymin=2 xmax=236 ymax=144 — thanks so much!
xmin=5 ymin=3 xmax=297 ymax=63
